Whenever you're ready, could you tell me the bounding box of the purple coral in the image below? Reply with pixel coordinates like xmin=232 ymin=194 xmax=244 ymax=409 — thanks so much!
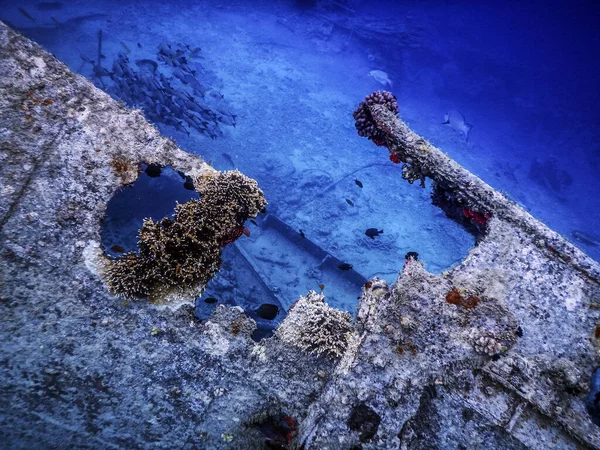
xmin=353 ymin=90 xmax=398 ymax=145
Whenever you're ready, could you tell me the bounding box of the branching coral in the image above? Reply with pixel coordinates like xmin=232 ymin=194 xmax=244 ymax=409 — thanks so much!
xmin=276 ymin=291 xmax=353 ymax=359
xmin=104 ymin=170 xmax=267 ymax=300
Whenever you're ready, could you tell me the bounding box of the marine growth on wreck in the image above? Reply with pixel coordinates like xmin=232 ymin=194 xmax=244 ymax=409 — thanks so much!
xmin=1 ymin=1 xmax=599 ymax=449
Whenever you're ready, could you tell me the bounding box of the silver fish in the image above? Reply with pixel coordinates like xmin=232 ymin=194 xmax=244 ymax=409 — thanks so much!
xmin=80 ymin=55 xmax=94 ymax=64
xmin=158 ymin=43 xmax=172 ymax=55
xmin=111 ymin=61 xmax=124 ymax=78
xmin=18 ymin=7 xmax=36 ymax=22
xmin=443 ymin=110 xmax=472 ymax=142
xmin=120 ymin=41 xmax=131 ymax=54
xmin=172 ymin=69 xmax=186 ymax=83
xmin=135 ymin=59 xmax=158 ymax=72
xmin=218 ymin=115 xmax=236 ymax=127
xmin=572 ymin=230 xmax=600 ymax=247
xmin=368 ymin=70 xmax=392 ymax=87
xmin=188 ymin=47 xmax=202 ymax=58
xmin=183 ymin=73 xmax=203 ymax=92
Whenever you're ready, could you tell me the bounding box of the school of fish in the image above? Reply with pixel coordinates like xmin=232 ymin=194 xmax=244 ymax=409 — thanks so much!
xmin=81 ymin=32 xmax=236 ymax=139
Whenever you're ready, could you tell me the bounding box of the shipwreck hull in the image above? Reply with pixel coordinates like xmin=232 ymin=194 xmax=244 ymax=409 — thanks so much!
xmin=1 ymin=22 xmax=599 ymax=449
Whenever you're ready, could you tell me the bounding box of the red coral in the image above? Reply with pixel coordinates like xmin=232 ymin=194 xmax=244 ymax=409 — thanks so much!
xmin=461 ymin=295 xmax=480 ymax=309
xmin=220 ymin=226 xmax=244 ymax=246
xmin=445 ymin=287 xmax=462 ymax=305
xmin=462 ymin=207 xmax=489 ymax=226
xmin=372 ymin=137 xmax=388 ymax=147
xmin=389 ymin=153 xmax=401 ymax=164
xmin=285 ymin=416 xmax=298 ymax=443
xmin=445 ymin=287 xmax=480 ymax=309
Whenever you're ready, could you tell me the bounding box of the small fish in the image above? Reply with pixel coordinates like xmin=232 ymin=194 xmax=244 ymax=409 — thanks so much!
xmin=80 ymin=55 xmax=94 ymax=64
xmin=172 ymin=68 xmax=186 ymax=83
xmin=206 ymin=89 xmax=224 ymax=100
xmin=184 ymin=73 xmax=203 ymax=92
xmin=183 ymin=176 xmax=194 ymax=191
xmin=137 ymin=42 xmax=142 ymax=48
xmin=135 ymin=59 xmax=158 ymax=72
xmin=18 ymin=7 xmax=36 ymax=21
xmin=188 ymin=47 xmax=202 ymax=58
xmin=365 ymin=228 xmax=383 ymax=239
xmin=180 ymin=64 xmax=196 ymax=76
xmin=144 ymin=164 xmax=162 ymax=178
xmin=221 ymin=153 xmax=235 ymax=168
xmin=319 ymin=283 xmax=325 ymax=290
xmin=92 ymin=65 xmax=111 ymax=77
xmin=204 ymin=297 xmax=218 ymax=304
xmin=218 ymin=114 xmax=236 ymax=127
xmin=120 ymin=41 xmax=131 ymax=54
xmin=242 ymin=228 xmax=251 ymax=237
xmin=368 ymin=69 xmax=392 ymax=87
xmin=299 ymin=229 xmax=305 ymax=238
xmin=572 ymin=230 xmax=600 ymax=247
xmin=110 ymin=244 xmax=125 ymax=253
xmin=443 ymin=110 xmax=473 ymax=142
xmin=50 ymin=16 xmax=60 ymax=26
xmin=405 ymin=251 xmax=419 ymax=261
xmin=256 ymin=303 xmax=279 ymax=320
xmin=354 ymin=179 xmax=363 ymax=188
xmin=250 ymin=219 xmax=258 ymax=226
xmin=345 ymin=199 xmax=354 ymax=207
xmin=338 ymin=263 xmax=353 ymax=271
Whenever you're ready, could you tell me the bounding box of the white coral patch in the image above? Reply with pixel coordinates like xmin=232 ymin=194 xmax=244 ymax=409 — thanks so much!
xmin=202 ymin=321 xmax=231 ymax=357
xmin=1 ymin=185 xmax=15 ymax=195
xmin=560 ymin=276 xmax=584 ymax=311
xmin=82 ymin=240 xmax=108 ymax=277
xmin=30 ymin=56 xmax=47 ymax=77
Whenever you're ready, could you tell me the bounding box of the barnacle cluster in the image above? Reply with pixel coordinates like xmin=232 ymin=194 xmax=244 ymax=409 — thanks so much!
xmin=353 ymin=90 xmax=398 ymax=145
xmin=105 ymin=170 xmax=266 ymax=300
xmin=276 ymin=291 xmax=353 ymax=359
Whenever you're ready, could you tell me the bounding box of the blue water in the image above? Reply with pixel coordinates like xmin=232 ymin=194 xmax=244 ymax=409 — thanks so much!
xmin=3 ymin=0 xmax=599 ymax=315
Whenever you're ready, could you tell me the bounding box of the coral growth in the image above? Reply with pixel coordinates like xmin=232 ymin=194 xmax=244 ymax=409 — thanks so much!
xmin=242 ymin=412 xmax=299 ymax=448
xmin=353 ymin=90 xmax=398 ymax=145
xmin=276 ymin=291 xmax=353 ymax=358
xmin=104 ymin=170 xmax=267 ymax=300
xmin=462 ymin=207 xmax=489 ymax=227
xmin=430 ymin=183 xmax=491 ymax=239
xmin=445 ymin=287 xmax=480 ymax=309
xmin=473 ymin=336 xmax=503 ymax=356
xmin=401 ymin=163 xmax=425 ymax=187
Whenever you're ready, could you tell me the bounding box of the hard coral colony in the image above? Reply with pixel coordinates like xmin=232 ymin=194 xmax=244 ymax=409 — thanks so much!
xmin=277 ymin=291 xmax=353 ymax=359
xmin=105 ymin=170 xmax=266 ymax=300
xmin=352 ymin=90 xmax=398 ymax=147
